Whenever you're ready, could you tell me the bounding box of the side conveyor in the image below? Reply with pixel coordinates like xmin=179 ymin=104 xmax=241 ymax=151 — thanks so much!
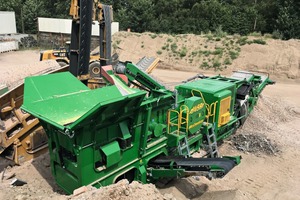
xmin=149 ymin=156 xmax=238 ymax=178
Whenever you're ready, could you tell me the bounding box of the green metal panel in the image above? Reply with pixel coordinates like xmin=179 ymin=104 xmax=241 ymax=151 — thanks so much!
xmin=150 ymin=169 xmax=185 ymax=179
xmin=23 ymin=72 xmax=89 ymax=105
xmin=167 ymin=133 xmax=186 ymax=147
xmin=149 ymin=122 xmax=167 ymax=137
xmin=101 ymin=141 xmax=121 ymax=168
xmin=214 ymin=90 xmax=231 ymax=99
xmin=54 ymin=163 xmax=80 ymax=192
xmin=177 ymin=79 xmax=234 ymax=94
xmin=22 ymin=72 xmax=146 ymax=130
xmin=119 ymin=121 xmax=132 ymax=140
xmin=184 ymin=96 xmax=206 ymax=134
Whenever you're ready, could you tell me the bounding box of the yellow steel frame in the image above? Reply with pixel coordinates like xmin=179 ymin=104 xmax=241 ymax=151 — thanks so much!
xmin=167 ymin=109 xmax=180 ymax=134
xmin=179 ymin=105 xmax=189 ymax=133
xmin=191 ymin=89 xmax=218 ymax=125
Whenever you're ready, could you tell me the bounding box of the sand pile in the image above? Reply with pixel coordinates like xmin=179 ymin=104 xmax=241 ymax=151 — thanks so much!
xmin=72 ymin=180 xmax=174 ymax=200
xmin=0 ymin=152 xmax=174 ymax=200
xmin=232 ymin=39 xmax=300 ymax=79
xmin=111 ymin=32 xmax=300 ymax=79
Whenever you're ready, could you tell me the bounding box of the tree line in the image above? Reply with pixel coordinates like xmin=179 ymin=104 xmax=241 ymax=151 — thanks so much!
xmin=1 ymin=0 xmax=299 ymax=40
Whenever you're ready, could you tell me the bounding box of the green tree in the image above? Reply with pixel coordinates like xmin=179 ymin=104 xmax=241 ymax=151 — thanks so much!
xmin=116 ymin=0 xmax=155 ymax=32
xmin=276 ymin=0 xmax=300 ymax=39
xmin=1 ymin=0 xmax=300 ymax=39
xmin=22 ymin=0 xmax=48 ymax=33
xmin=191 ymin=1 xmax=220 ymax=33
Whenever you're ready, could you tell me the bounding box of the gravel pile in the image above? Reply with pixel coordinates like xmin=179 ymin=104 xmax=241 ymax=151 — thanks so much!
xmin=20 ymin=36 xmax=37 ymax=48
xmin=230 ymin=134 xmax=280 ymax=155
xmin=242 ymin=95 xmax=298 ymax=133
xmin=1 ymin=59 xmax=61 ymax=89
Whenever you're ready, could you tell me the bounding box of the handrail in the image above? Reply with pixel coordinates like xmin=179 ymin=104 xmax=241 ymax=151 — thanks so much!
xmin=209 ymin=101 xmax=218 ymax=123
xmin=179 ymin=105 xmax=189 ymax=133
xmin=191 ymin=89 xmax=207 ymax=105
xmin=191 ymin=89 xmax=210 ymax=124
xmin=167 ymin=109 xmax=180 ymax=134
xmin=191 ymin=89 xmax=218 ymax=125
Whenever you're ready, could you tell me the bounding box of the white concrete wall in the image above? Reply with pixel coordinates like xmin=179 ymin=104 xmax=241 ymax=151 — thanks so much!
xmin=0 ymin=12 xmax=17 ymax=34
xmin=0 ymin=41 xmax=19 ymax=53
xmin=38 ymin=17 xmax=119 ymax=36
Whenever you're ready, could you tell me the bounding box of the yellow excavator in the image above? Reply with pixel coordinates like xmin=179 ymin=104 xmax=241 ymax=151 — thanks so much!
xmin=40 ymin=41 xmax=71 ymax=66
xmin=39 ymin=41 xmax=101 ymax=67
xmin=0 ymin=0 xmax=159 ymax=166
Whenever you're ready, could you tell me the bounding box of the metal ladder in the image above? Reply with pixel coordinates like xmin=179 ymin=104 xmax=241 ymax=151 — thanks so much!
xmin=178 ymin=136 xmax=191 ymax=157
xmin=206 ymin=125 xmax=219 ymax=158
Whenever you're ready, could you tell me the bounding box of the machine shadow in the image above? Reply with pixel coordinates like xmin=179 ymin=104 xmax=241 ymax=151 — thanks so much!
xmin=157 ymin=177 xmax=209 ymax=199
xmin=31 ymin=151 xmax=65 ymax=195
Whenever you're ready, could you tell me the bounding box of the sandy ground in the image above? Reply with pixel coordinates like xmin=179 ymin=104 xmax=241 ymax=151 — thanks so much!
xmin=1 ymin=35 xmax=300 ymax=199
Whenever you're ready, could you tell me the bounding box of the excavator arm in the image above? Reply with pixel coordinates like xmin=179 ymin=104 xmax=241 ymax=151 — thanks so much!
xmin=69 ymin=0 xmax=112 ymax=79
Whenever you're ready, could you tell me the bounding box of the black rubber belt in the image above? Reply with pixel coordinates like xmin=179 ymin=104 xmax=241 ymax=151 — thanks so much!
xmin=103 ymin=5 xmax=112 ymax=65
xmin=149 ymin=156 xmax=236 ymax=175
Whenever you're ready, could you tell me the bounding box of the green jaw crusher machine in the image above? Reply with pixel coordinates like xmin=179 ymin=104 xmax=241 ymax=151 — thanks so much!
xmin=21 ymin=63 xmax=274 ymax=194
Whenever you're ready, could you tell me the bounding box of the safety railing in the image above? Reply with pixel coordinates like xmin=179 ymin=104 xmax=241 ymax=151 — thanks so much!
xmin=167 ymin=105 xmax=190 ymax=134
xmin=191 ymin=89 xmax=218 ymax=125
xmin=179 ymin=105 xmax=189 ymax=133
xmin=167 ymin=109 xmax=180 ymax=134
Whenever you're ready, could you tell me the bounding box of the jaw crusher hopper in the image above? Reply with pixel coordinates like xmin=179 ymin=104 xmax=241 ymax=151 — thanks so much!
xmin=21 ymin=63 xmax=274 ymax=194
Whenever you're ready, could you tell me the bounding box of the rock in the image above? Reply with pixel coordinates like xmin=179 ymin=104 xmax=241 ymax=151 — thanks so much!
xmin=230 ymin=133 xmax=279 ymax=155
xmin=192 ymin=176 xmax=200 ymax=181
xmin=124 ymin=189 xmax=130 ymax=196
xmin=15 ymin=194 xmax=26 ymax=200
xmin=10 ymin=178 xmax=27 ymax=186
xmin=73 ymin=186 xmax=88 ymax=196
xmin=163 ymin=193 xmax=174 ymax=200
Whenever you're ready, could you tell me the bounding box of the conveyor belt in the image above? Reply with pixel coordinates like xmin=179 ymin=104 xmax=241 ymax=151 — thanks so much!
xmin=149 ymin=156 xmax=237 ymax=178
xmin=136 ymin=56 xmax=160 ymax=73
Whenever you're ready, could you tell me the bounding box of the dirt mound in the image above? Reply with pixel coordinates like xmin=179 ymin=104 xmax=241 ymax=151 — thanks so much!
xmin=112 ymin=32 xmax=300 ymax=80
xmin=0 ymin=152 xmax=173 ymax=200
xmin=72 ymin=180 xmax=173 ymax=200
xmin=230 ymin=134 xmax=279 ymax=155
xmin=232 ymin=39 xmax=300 ymax=79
